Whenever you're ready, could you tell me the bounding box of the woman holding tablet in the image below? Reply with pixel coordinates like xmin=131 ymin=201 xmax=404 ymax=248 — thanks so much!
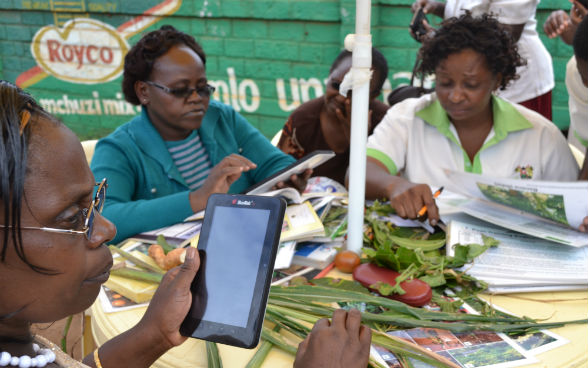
xmin=91 ymin=25 xmax=309 ymax=243
xmin=0 ymin=80 xmax=369 ymax=368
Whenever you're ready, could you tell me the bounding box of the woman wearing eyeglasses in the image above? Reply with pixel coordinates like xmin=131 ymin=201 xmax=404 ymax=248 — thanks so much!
xmin=0 ymin=80 xmax=371 ymax=368
xmin=91 ymin=25 xmax=305 ymax=243
xmin=277 ymin=48 xmax=389 ymax=185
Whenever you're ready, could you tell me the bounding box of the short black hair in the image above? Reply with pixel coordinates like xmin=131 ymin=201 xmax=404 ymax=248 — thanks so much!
xmin=122 ymin=25 xmax=207 ymax=105
xmin=0 ymin=80 xmax=55 ymax=274
xmin=573 ymin=16 xmax=588 ymax=62
xmin=417 ymin=12 xmax=525 ymax=91
xmin=330 ymin=48 xmax=389 ymax=96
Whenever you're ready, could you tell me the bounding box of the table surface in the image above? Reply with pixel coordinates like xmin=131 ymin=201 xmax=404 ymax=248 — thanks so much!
xmin=90 ymin=267 xmax=588 ymax=368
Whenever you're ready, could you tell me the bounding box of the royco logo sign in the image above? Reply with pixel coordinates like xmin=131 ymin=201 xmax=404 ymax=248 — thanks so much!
xmin=31 ymin=18 xmax=129 ymax=84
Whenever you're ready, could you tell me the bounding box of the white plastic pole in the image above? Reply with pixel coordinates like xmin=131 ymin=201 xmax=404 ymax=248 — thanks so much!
xmin=346 ymin=0 xmax=372 ymax=254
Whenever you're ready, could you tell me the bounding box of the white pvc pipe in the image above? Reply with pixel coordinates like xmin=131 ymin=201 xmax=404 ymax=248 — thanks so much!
xmin=346 ymin=0 xmax=372 ymax=254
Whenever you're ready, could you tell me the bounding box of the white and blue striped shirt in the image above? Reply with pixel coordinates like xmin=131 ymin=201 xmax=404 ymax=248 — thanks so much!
xmin=166 ymin=131 xmax=212 ymax=191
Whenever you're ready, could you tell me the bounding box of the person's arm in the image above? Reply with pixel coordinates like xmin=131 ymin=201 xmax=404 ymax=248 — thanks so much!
xmin=227 ymin=107 xmax=304 ymax=189
xmin=82 ymin=248 xmax=199 ymax=368
xmin=365 ymin=158 xmax=439 ymax=225
xmin=543 ymin=10 xmax=576 ymax=45
xmin=91 ymin=139 xmax=195 ymax=243
xmin=293 ymin=309 xmax=371 ymax=368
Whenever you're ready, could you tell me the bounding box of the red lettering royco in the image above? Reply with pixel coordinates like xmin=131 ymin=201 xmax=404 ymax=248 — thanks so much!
xmin=45 ymin=39 xmax=115 ymax=69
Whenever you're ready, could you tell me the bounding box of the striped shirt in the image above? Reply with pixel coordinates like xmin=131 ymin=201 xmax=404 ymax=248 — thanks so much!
xmin=165 ymin=131 xmax=212 ymax=191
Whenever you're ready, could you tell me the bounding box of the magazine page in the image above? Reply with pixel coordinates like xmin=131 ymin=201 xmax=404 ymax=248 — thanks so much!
xmin=444 ymin=170 xmax=588 ymax=229
xmin=445 ymin=213 xmax=588 ymax=287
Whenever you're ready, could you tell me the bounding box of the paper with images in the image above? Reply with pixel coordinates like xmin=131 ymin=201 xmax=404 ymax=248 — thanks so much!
xmin=445 ymin=213 xmax=588 ymax=291
xmin=441 ymin=170 xmax=588 ymax=247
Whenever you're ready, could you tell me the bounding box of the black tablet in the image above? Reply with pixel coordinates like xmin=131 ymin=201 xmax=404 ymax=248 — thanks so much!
xmin=180 ymin=194 xmax=286 ymax=348
xmin=244 ymin=150 xmax=335 ymax=194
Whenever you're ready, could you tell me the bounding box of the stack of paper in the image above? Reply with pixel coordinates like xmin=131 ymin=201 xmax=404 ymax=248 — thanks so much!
xmin=280 ymin=202 xmax=326 ymax=242
xmin=446 ymin=213 xmax=588 ymax=293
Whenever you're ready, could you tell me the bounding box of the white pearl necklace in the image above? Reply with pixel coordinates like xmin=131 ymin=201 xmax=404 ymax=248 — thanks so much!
xmin=0 ymin=343 xmax=56 ymax=367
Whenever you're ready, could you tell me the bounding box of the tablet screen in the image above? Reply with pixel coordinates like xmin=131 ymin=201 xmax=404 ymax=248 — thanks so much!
xmin=201 ymin=206 xmax=269 ymax=327
xmin=180 ymin=194 xmax=285 ymax=348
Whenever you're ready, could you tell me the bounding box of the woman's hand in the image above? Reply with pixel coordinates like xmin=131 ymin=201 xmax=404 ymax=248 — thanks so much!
xmin=137 ymin=247 xmax=200 ymax=350
xmin=294 ymin=309 xmax=371 ymax=368
xmin=387 ymin=178 xmax=440 ymax=226
xmin=411 ymin=0 xmax=445 ymax=17
xmin=189 ymin=154 xmax=256 ymax=211
xmin=543 ymin=10 xmax=571 ymax=37
xmin=274 ymin=169 xmax=313 ymax=193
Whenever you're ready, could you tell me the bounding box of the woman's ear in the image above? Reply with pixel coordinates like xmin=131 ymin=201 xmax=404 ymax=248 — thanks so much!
xmin=134 ymin=80 xmax=149 ymax=105
xmin=493 ymin=73 xmax=503 ymax=91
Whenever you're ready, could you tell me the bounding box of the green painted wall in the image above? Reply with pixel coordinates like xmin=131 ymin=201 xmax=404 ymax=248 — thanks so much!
xmin=0 ymin=0 xmax=575 ymax=141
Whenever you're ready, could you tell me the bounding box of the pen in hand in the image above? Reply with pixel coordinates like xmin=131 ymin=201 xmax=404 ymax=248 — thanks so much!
xmin=417 ymin=186 xmax=444 ymax=217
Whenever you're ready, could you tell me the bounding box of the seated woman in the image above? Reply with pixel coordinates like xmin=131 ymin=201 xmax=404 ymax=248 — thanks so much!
xmin=0 ymin=81 xmax=371 ymax=368
xmin=91 ymin=25 xmax=306 ymax=243
xmin=365 ymin=13 xmax=579 ymax=226
xmin=277 ymin=48 xmax=390 ymax=185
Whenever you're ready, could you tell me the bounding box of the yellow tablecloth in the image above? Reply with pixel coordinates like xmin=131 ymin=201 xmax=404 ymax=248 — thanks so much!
xmin=90 ymin=272 xmax=588 ymax=368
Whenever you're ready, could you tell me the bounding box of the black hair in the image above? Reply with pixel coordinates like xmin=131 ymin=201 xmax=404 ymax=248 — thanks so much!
xmin=573 ymin=16 xmax=588 ymax=62
xmin=330 ymin=48 xmax=389 ymax=96
xmin=0 ymin=80 xmax=53 ymax=274
xmin=122 ymin=25 xmax=207 ymax=105
xmin=417 ymin=12 xmax=525 ymax=91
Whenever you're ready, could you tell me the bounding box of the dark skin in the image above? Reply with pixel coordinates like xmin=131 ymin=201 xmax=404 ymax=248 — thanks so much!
xmin=543 ymin=0 xmax=587 ymax=45
xmin=0 ymin=117 xmax=370 ymax=367
xmin=294 ymin=309 xmax=372 ymax=368
xmin=0 ymin=118 xmax=200 ymax=367
xmin=410 ymin=0 xmax=524 ymax=42
xmin=365 ymin=49 xmax=501 ymax=225
xmin=134 ymin=44 xmax=308 ymax=206
xmin=320 ymin=56 xmax=378 ymax=154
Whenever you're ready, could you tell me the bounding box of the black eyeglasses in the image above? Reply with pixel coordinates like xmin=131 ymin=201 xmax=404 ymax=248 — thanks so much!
xmin=145 ymin=81 xmax=216 ymax=99
xmin=0 ymin=179 xmax=107 ymax=241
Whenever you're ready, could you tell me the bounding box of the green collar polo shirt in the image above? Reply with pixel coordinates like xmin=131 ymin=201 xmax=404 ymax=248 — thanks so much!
xmin=366 ymin=93 xmax=578 ymax=187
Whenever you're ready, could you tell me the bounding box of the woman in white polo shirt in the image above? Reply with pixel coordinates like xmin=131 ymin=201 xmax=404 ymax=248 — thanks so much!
xmin=365 ymin=13 xmax=579 ymax=226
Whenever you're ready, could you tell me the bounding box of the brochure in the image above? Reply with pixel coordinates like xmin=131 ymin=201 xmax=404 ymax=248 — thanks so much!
xmin=291 ymin=241 xmax=339 ymax=269
xmin=442 ymin=170 xmax=588 ymax=247
xmin=273 ymin=241 xmax=297 ymax=270
xmin=130 ymin=220 xmax=202 ymax=248
xmin=98 ymin=286 xmax=148 ymax=313
xmin=280 ymin=202 xmax=326 ymax=242
xmin=445 ymin=213 xmax=588 ymax=293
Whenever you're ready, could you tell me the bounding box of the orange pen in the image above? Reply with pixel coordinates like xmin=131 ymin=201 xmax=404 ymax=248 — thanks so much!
xmin=417 ymin=186 xmax=444 ymax=217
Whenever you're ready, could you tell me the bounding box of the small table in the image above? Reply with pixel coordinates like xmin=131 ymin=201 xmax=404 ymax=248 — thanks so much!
xmin=89 ymin=268 xmax=588 ymax=367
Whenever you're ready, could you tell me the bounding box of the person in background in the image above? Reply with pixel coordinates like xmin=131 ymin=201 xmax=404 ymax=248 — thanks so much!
xmin=572 ymin=17 xmax=588 ymax=232
xmin=363 ymin=13 xmax=578 ymax=226
xmin=91 ymin=26 xmax=308 ymax=244
xmin=411 ymin=0 xmax=555 ymax=120
xmin=277 ymin=48 xmax=390 ymax=185
xmin=0 ymin=80 xmax=371 ymax=368
xmin=543 ymin=0 xmax=588 ymax=161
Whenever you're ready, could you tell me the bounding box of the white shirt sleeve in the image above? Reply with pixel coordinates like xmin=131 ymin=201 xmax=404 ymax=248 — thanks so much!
xmin=367 ymin=103 xmax=413 ymax=174
xmin=487 ymin=0 xmax=537 ymax=24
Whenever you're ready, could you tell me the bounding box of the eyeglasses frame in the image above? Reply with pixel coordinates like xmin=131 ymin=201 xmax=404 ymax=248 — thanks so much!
xmin=0 ymin=178 xmax=107 ymax=241
xmin=145 ymin=80 xmax=216 ymax=99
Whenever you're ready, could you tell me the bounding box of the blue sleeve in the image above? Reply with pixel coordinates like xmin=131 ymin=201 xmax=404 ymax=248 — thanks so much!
xmin=91 ymin=138 xmax=193 ymax=244
xmin=228 ymin=108 xmax=295 ymax=185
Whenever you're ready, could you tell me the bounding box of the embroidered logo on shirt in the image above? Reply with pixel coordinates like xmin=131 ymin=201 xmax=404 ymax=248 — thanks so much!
xmin=515 ymin=165 xmax=534 ymax=179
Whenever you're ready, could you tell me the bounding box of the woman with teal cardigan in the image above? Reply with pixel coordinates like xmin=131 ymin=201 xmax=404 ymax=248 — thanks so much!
xmin=91 ymin=26 xmax=300 ymax=243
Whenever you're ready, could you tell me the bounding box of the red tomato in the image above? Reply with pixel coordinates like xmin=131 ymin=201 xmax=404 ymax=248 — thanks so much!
xmin=334 ymin=250 xmax=361 ymax=273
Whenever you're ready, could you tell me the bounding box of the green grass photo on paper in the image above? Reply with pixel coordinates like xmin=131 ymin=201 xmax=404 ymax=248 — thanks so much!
xmin=476 ymin=183 xmax=569 ymax=225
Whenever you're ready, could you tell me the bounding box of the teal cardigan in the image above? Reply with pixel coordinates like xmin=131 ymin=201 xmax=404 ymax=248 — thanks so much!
xmin=91 ymin=100 xmax=295 ymax=243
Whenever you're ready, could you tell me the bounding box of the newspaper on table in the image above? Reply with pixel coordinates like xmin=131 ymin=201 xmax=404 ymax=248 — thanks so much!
xmin=444 ymin=213 xmax=588 ymax=293
xmin=441 ymin=170 xmax=588 ymax=247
